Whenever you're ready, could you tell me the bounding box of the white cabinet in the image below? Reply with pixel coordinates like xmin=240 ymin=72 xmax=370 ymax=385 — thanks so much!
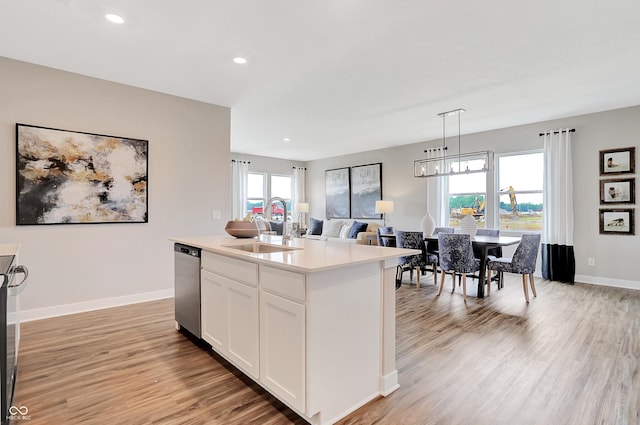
xmin=260 ymin=290 xmax=306 ymax=411
xmin=201 ymin=269 xmax=227 ymax=352
xmin=259 ymin=266 xmax=306 ymax=411
xmin=197 ymin=250 xmax=390 ymax=424
xmin=201 ymin=253 xmax=259 ymax=379
xmin=226 ymin=278 xmax=259 ymax=376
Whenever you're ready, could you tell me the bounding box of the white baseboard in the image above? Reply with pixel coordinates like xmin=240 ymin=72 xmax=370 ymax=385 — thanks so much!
xmin=21 ymin=288 xmax=175 ymax=323
xmin=574 ymin=274 xmax=640 ymax=290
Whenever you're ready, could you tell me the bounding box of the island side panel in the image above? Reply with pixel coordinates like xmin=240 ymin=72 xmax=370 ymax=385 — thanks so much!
xmin=306 ymin=261 xmax=383 ymax=423
xmin=380 ymin=258 xmax=399 ymax=395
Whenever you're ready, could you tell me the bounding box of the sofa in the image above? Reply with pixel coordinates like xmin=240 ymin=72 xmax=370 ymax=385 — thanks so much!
xmin=304 ymin=218 xmax=379 ymax=245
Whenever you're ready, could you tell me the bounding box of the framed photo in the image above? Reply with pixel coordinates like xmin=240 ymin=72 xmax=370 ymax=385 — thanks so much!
xmin=600 ymin=178 xmax=635 ymax=204
xmin=350 ymin=163 xmax=382 ymax=219
xmin=599 ymin=209 xmax=635 ymax=235
xmin=16 ymin=123 xmax=148 ymax=225
xmin=600 ymin=147 xmax=635 ymax=175
xmin=325 ymin=167 xmax=350 ymax=219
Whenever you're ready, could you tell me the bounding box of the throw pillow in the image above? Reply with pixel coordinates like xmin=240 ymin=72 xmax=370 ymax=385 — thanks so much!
xmin=349 ymin=221 xmax=369 ymax=238
xmin=269 ymin=220 xmax=283 ymax=235
xmin=339 ymin=221 xmax=354 ymax=239
xmin=309 ymin=218 xmax=323 ymax=235
xmin=322 ymin=220 xmax=345 ymax=238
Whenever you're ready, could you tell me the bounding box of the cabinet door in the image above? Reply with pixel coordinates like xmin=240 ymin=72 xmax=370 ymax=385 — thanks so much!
xmin=260 ymin=291 xmax=306 ymax=412
xmin=201 ymin=269 xmax=227 ymax=351
xmin=227 ymin=280 xmax=259 ymax=379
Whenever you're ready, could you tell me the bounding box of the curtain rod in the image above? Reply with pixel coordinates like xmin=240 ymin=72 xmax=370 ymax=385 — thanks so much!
xmin=538 ymin=128 xmax=576 ymax=137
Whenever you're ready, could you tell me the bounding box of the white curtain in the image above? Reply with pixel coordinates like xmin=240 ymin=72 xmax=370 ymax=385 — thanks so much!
xmin=542 ymin=129 xmax=575 ymax=283
xmin=424 ymin=148 xmax=447 ymax=226
xmin=292 ymin=166 xmax=306 ymax=216
xmin=231 ymin=160 xmax=249 ymax=220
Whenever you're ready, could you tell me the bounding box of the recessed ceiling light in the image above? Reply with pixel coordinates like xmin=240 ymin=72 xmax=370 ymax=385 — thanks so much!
xmin=283 ymin=138 xmax=291 ymax=142
xmin=105 ymin=13 xmax=125 ymax=24
xmin=233 ymin=57 xmax=248 ymax=64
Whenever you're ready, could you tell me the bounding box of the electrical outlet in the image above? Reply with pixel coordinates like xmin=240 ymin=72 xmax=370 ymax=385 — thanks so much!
xmin=588 ymin=258 xmax=595 ymax=266
xmin=211 ymin=210 xmax=221 ymax=220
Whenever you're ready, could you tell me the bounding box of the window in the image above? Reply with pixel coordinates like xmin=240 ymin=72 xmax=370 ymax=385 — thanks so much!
xmin=447 ymin=158 xmax=487 ymax=228
xmin=497 ymin=152 xmax=543 ymax=231
xmin=270 ymin=175 xmax=292 ymax=221
xmin=245 ymin=172 xmax=293 ymax=221
xmin=247 ymin=172 xmax=265 ymax=217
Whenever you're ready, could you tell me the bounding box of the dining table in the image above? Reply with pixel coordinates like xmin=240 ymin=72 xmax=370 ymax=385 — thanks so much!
xmin=424 ymin=233 xmax=521 ymax=298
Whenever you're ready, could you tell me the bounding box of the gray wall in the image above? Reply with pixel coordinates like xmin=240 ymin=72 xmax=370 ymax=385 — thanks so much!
xmin=307 ymin=105 xmax=640 ymax=288
xmin=0 ymin=57 xmax=231 ymax=319
xmin=232 ymin=152 xmax=305 ymax=178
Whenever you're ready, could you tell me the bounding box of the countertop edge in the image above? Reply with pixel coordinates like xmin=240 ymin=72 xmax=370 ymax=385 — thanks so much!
xmin=171 ymin=236 xmax=421 ymax=273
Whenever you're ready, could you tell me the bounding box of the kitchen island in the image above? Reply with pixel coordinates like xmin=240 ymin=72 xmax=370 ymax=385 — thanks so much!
xmin=170 ymin=235 xmax=420 ymax=425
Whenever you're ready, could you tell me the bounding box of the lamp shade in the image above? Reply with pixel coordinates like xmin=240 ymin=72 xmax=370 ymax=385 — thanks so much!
xmin=375 ymin=200 xmax=394 ymax=214
xmin=297 ymin=203 xmax=309 ymax=213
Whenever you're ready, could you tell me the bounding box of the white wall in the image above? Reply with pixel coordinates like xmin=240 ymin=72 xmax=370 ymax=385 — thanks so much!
xmin=0 ymin=57 xmax=232 ymax=319
xmin=307 ymin=105 xmax=640 ymax=288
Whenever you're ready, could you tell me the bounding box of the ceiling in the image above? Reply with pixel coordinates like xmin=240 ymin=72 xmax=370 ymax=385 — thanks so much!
xmin=1 ymin=0 xmax=639 ymax=161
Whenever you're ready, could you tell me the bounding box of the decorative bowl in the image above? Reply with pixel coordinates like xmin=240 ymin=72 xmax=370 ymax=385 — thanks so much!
xmin=224 ymin=221 xmax=260 ymax=238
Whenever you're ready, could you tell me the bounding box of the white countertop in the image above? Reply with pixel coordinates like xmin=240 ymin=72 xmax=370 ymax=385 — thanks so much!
xmin=171 ymin=235 xmax=420 ymax=273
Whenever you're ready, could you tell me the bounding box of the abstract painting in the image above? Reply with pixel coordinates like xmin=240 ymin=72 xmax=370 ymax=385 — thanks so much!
xmin=16 ymin=124 xmax=148 ymax=225
xmin=325 ymin=167 xmax=350 ymax=219
xmin=350 ymin=163 xmax=382 ymax=219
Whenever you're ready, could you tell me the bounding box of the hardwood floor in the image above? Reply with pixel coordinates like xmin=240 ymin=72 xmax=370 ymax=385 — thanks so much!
xmin=13 ymin=274 xmax=640 ymax=425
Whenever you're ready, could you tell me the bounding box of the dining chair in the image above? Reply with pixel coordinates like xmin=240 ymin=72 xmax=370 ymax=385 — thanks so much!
xmin=437 ymin=233 xmax=480 ymax=302
xmin=425 ymin=226 xmax=454 ymax=259
xmin=474 ymin=228 xmax=502 ymax=289
xmin=396 ymin=231 xmax=437 ymax=289
xmin=486 ymin=233 xmax=541 ymax=303
xmin=475 ymin=228 xmax=502 ymax=255
xmin=376 ymin=226 xmax=396 ymax=247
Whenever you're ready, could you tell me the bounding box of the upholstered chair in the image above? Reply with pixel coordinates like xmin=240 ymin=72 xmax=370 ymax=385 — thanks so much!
xmin=376 ymin=226 xmax=396 ymax=247
xmin=486 ymin=233 xmax=541 ymax=303
xmin=395 ymin=231 xmax=437 ymax=289
xmin=425 ymin=226 xmax=454 ymax=262
xmin=437 ymin=233 xmax=480 ymax=302
xmin=474 ymin=228 xmax=502 ymax=289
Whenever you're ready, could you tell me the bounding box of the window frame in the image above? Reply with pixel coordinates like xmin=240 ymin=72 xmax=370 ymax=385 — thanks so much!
xmin=269 ymin=173 xmax=293 ymax=221
xmin=494 ymin=149 xmax=544 ymax=233
xmin=445 ymin=156 xmax=489 ymax=229
xmin=247 ymin=172 xmax=267 ymax=218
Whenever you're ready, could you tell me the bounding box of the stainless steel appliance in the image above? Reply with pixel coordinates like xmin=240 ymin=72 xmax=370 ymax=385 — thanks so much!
xmin=174 ymin=244 xmax=201 ymax=338
xmin=1 ymin=255 xmax=28 ymax=425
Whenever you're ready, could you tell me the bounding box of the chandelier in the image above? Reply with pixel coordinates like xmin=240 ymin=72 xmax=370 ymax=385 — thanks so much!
xmin=414 ymin=108 xmax=494 ymax=178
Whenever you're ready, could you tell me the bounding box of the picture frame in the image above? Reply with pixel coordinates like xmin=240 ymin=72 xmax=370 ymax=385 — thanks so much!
xmin=325 ymin=167 xmax=350 ymax=219
xmin=16 ymin=123 xmax=148 ymax=225
xmin=599 ymin=209 xmax=635 ymax=235
xmin=600 ymin=178 xmax=635 ymax=204
xmin=600 ymin=147 xmax=635 ymax=175
xmin=350 ymin=163 xmax=382 ymax=219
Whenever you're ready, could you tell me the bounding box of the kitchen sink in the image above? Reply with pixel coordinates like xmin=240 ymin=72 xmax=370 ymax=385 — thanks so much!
xmin=223 ymin=242 xmax=301 ymax=254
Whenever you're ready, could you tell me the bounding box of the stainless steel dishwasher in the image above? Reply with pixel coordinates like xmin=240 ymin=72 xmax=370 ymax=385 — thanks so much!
xmin=174 ymin=243 xmax=201 ymax=338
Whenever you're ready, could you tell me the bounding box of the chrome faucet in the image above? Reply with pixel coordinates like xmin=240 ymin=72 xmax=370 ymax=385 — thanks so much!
xmin=266 ymin=197 xmax=291 ymax=242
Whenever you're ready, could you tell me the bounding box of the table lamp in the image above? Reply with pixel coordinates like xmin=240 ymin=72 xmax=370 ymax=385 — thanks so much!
xmin=297 ymin=202 xmax=309 ymax=229
xmin=375 ymin=200 xmax=394 ymax=227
